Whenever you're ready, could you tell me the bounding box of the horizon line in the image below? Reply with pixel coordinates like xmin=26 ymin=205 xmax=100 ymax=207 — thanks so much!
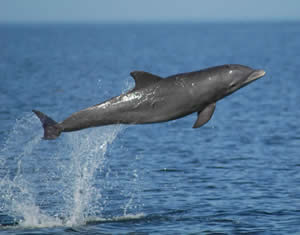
xmin=0 ymin=19 xmax=300 ymax=25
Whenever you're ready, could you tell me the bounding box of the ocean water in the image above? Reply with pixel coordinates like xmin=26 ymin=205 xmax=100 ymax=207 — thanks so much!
xmin=0 ymin=22 xmax=300 ymax=234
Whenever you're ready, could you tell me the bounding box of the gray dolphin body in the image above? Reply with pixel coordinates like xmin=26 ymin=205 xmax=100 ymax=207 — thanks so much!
xmin=33 ymin=64 xmax=265 ymax=140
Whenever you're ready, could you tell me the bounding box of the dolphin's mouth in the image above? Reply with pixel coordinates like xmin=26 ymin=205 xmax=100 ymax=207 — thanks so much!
xmin=245 ymin=69 xmax=266 ymax=84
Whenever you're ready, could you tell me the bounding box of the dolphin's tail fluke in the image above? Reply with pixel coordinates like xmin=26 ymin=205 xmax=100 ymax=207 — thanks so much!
xmin=32 ymin=110 xmax=62 ymax=140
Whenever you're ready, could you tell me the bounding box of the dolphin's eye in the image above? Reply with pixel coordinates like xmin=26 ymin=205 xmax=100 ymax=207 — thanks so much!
xmin=229 ymin=82 xmax=236 ymax=88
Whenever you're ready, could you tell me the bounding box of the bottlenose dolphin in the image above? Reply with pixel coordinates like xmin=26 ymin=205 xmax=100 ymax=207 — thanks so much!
xmin=33 ymin=64 xmax=265 ymax=140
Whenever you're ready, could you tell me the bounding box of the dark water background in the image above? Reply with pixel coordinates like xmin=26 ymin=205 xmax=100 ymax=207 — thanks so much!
xmin=0 ymin=22 xmax=300 ymax=234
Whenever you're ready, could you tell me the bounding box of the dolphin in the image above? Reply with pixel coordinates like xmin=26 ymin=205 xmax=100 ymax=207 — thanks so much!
xmin=33 ymin=64 xmax=265 ymax=140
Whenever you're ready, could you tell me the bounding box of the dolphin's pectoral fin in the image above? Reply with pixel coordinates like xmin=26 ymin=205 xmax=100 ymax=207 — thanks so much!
xmin=193 ymin=103 xmax=216 ymax=128
xmin=130 ymin=71 xmax=162 ymax=90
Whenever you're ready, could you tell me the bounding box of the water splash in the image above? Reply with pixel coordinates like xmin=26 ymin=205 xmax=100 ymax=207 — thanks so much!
xmin=60 ymin=126 xmax=122 ymax=226
xmin=0 ymin=113 xmax=50 ymax=227
xmin=0 ymin=112 xmax=140 ymax=228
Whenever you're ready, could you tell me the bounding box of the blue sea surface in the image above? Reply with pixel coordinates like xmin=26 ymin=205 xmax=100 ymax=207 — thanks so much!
xmin=0 ymin=22 xmax=300 ymax=234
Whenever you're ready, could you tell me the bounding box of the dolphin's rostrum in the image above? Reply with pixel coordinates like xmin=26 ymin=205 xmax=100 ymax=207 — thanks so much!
xmin=33 ymin=64 xmax=266 ymax=140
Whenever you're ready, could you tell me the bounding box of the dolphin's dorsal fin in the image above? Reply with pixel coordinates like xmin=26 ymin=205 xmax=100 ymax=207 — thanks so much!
xmin=130 ymin=71 xmax=162 ymax=90
xmin=193 ymin=103 xmax=216 ymax=128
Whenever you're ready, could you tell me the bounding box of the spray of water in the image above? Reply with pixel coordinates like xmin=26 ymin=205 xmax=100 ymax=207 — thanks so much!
xmin=60 ymin=126 xmax=122 ymax=226
xmin=0 ymin=112 xmax=143 ymax=228
xmin=0 ymin=113 xmax=56 ymax=227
